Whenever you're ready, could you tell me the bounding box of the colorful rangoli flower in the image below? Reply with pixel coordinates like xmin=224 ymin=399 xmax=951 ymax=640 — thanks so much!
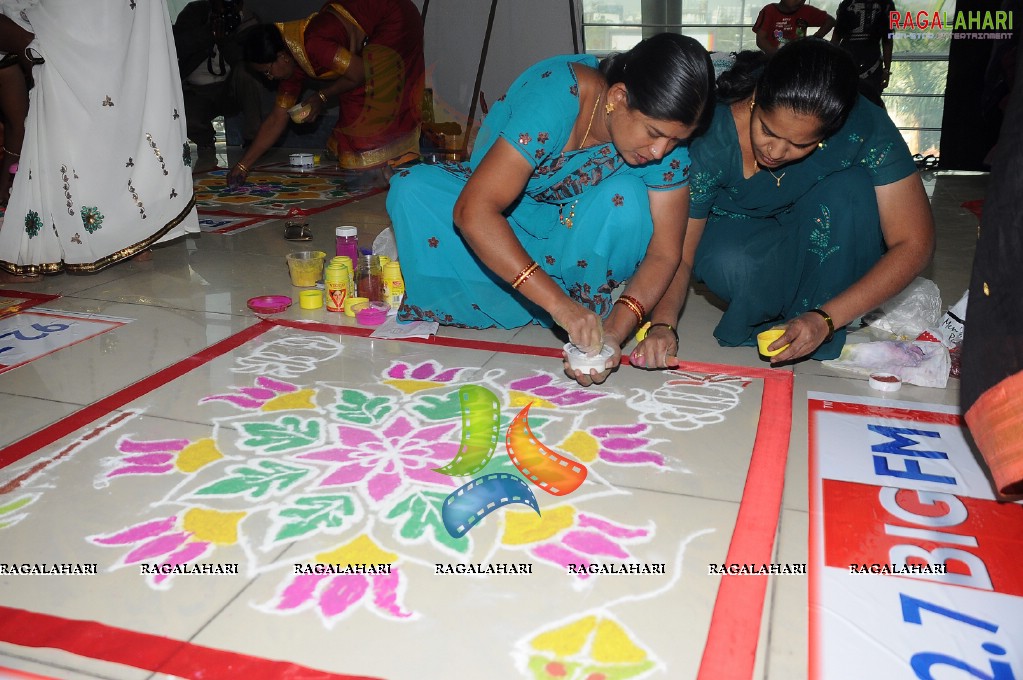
xmin=90 ymin=508 xmax=245 ymax=589
xmin=508 ymin=373 xmax=611 ymax=408
xmin=575 ymin=423 xmax=667 ymax=467
xmin=519 ymin=613 xmax=658 ymax=679
xmin=200 ymin=376 xmax=316 ymax=411
xmin=296 ymin=415 xmax=459 ymax=504
xmin=102 ymin=437 xmax=223 ymax=481
xmin=263 ymin=534 xmax=415 ymax=626
xmin=383 ymin=360 xmax=466 ymax=394
xmin=501 ymin=506 xmax=652 ymax=581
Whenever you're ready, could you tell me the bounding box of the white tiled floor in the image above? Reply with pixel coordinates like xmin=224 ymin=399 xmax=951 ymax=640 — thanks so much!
xmin=0 ymin=150 xmax=992 ymax=679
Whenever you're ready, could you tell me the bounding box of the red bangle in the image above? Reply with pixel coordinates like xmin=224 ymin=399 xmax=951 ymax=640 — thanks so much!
xmin=615 ymin=294 xmax=646 ymax=326
xmin=510 ymin=261 xmax=540 ymax=290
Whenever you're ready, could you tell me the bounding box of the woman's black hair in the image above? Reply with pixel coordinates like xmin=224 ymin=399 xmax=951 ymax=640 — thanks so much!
xmin=717 ymin=39 xmax=859 ymax=137
xmin=599 ymin=33 xmax=715 ymax=134
xmin=243 ymin=24 xmax=286 ymax=64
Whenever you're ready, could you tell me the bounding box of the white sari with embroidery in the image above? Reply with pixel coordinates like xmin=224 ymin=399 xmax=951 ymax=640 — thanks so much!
xmin=0 ymin=0 xmax=198 ymax=275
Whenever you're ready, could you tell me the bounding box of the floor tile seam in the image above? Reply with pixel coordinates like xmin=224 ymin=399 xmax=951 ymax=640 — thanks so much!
xmin=162 ymin=542 xmax=298 ymax=671
xmin=18 ymin=293 xmax=247 ymax=321
xmin=0 ymin=392 xmax=90 ymax=408
xmin=44 ymin=271 xmax=150 ymax=295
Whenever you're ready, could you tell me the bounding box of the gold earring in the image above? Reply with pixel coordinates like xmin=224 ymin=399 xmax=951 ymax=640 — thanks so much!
xmin=605 ymin=100 xmax=615 ymax=115
xmin=749 ymin=98 xmax=755 ymax=113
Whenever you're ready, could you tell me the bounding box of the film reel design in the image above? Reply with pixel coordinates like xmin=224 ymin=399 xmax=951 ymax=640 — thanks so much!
xmin=433 ymin=385 xmax=501 ymax=476
xmin=506 ymin=403 xmax=588 ymax=496
xmin=441 ymin=474 xmax=540 ymax=538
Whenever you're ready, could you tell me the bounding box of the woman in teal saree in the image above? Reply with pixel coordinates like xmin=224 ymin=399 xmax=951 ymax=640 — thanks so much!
xmin=634 ymin=40 xmax=934 ymax=366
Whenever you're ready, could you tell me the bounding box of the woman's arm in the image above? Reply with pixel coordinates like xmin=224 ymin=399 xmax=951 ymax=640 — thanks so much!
xmin=300 ymin=52 xmax=366 ymax=121
xmin=769 ymin=173 xmax=935 ymax=361
xmin=565 ymin=183 xmax=691 ymax=383
xmin=631 ymin=216 xmax=707 ymax=368
xmin=227 ymin=104 xmax=290 ymax=186
xmin=0 ymin=15 xmax=32 ymax=55
xmin=454 ymin=138 xmax=606 ymax=351
xmin=607 ymin=186 xmax=690 ymax=341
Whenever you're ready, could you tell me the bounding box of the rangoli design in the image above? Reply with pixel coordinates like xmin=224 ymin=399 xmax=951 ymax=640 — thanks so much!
xmin=5 ymin=326 xmax=761 ymax=678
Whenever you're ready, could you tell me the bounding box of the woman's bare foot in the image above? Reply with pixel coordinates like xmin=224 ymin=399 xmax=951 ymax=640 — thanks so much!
xmin=0 ymin=270 xmax=42 ymax=284
xmin=132 ymin=249 xmax=153 ymax=262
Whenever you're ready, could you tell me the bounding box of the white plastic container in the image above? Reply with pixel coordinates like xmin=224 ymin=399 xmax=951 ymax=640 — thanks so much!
xmin=563 ymin=342 xmax=614 ymax=374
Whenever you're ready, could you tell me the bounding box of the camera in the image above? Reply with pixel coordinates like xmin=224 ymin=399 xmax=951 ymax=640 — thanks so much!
xmin=212 ymin=0 xmax=242 ymax=38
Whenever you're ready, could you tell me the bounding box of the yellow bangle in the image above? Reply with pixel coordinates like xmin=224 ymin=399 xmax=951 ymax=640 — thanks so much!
xmin=318 ymin=91 xmax=328 ymax=104
xmin=510 ymin=261 xmax=540 ymax=290
xmin=234 ymin=162 xmax=248 ymax=174
xmin=636 ymin=321 xmax=677 ymax=344
xmin=615 ymin=294 xmax=646 ymax=326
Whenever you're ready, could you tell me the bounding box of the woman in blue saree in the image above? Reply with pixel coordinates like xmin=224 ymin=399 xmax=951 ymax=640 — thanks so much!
xmin=633 ymin=40 xmax=934 ymax=366
xmin=387 ymin=33 xmax=714 ymax=385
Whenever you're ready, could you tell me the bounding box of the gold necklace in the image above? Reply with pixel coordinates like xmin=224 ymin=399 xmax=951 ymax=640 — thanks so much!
xmin=578 ymin=93 xmax=602 ymax=150
xmin=765 ymin=167 xmax=785 ymax=187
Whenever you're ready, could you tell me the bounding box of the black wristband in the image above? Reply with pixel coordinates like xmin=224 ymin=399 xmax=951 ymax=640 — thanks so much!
xmin=647 ymin=322 xmax=679 ymax=348
xmin=808 ymin=308 xmax=835 ymax=343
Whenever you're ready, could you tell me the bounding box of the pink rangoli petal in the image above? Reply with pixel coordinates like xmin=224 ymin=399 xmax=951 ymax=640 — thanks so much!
xmin=366 ymin=471 xmax=402 ymax=502
xmin=532 ymin=543 xmax=592 ymax=579
xmin=123 ymin=532 xmax=190 ymax=564
xmin=277 ymin=573 xmax=329 ymax=610
xmin=92 ymin=517 xmax=178 ymax=545
xmin=256 ymin=376 xmax=297 ymax=392
xmin=117 ymin=439 xmax=189 ymax=453
xmin=107 ymin=463 xmax=175 ymax=478
xmin=371 ymin=571 xmax=413 ymax=618
xmin=577 ymin=513 xmax=649 ymax=539
xmin=562 ymin=529 xmax=631 ymax=559
xmin=318 ymin=575 xmax=369 ymax=618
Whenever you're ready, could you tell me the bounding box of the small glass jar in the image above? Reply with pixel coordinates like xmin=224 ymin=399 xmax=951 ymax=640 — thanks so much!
xmin=356 ymin=254 xmax=384 ymax=302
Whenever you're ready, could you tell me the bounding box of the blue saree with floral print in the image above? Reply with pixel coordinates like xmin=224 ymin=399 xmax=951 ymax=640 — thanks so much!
xmin=387 ymin=53 xmax=691 ymax=329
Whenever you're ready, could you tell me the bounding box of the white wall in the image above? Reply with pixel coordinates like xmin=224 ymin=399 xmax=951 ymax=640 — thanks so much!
xmin=417 ymin=0 xmax=575 ymax=131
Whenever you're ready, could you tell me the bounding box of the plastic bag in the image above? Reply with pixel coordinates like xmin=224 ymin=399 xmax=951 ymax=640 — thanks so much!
xmin=372 ymin=227 xmax=399 ymax=261
xmin=862 ymin=277 xmax=943 ymax=339
xmin=823 ymin=340 xmax=951 ymax=388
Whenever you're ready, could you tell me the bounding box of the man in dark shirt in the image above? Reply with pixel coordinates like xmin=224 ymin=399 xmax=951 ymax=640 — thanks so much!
xmin=832 ymin=0 xmax=895 ymax=106
xmin=173 ymin=0 xmax=264 ymax=172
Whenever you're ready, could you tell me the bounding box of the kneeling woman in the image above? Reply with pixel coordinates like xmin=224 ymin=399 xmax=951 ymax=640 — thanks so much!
xmin=388 ymin=33 xmax=714 ymax=385
xmin=634 ymin=40 xmax=934 ymax=367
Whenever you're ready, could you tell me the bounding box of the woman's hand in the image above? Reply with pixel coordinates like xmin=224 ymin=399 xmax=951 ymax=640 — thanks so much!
xmin=768 ymin=310 xmax=831 ymax=363
xmin=564 ymin=329 xmax=623 ymax=387
xmin=301 ymin=92 xmax=328 ymax=124
xmin=226 ymin=163 xmax=249 ymax=189
xmin=553 ymin=298 xmax=605 ymax=355
xmin=629 ymin=324 xmax=680 ymax=369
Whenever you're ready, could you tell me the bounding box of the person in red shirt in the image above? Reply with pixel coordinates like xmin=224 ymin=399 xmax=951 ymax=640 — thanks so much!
xmin=228 ymin=0 xmax=424 ymax=187
xmin=754 ymin=0 xmax=836 ymax=54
